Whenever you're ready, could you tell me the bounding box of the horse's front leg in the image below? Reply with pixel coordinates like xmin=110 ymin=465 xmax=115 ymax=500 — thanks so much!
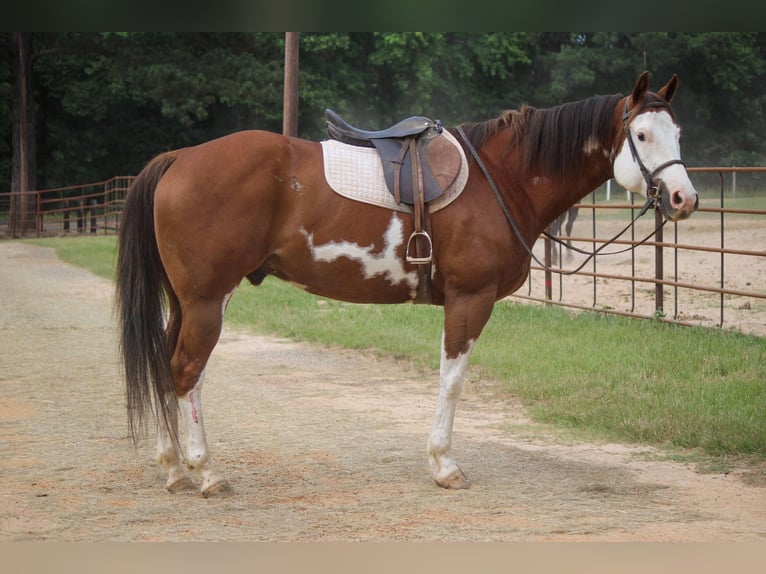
xmin=428 ymin=290 xmax=495 ymax=489
xmin=428 ymin=333 xmax=476 ymax=488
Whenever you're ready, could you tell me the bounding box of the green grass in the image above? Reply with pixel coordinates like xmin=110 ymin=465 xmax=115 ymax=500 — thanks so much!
xmin=27 ymin=235 xmax=118 ymax=281
xmin=23 ymin=236 xmax=766 ymax=461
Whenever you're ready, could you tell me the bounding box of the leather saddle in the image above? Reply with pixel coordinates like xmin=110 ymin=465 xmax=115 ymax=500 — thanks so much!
xmin=324 ymin=109 xmax=461 ymax=206
xmin=324 ymin=109 xmax=464 ymax=303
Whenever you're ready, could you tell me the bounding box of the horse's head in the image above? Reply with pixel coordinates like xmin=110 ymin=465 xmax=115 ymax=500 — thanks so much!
xmin=612 ymin=71 xmax=698 ymax=221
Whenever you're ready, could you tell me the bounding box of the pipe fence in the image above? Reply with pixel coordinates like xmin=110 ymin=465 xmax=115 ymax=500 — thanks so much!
xmin=0 ymin=176 xmax=133 ymax=238
xmin=512 ymin=167 xmax=766 ymax=336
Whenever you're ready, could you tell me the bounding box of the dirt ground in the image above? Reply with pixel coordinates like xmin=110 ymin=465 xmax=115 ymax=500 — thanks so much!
xmin=1 ymin=240 xmax=765 ymax=542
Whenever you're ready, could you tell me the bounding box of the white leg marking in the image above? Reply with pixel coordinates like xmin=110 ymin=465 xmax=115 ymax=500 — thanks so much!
xmin=178 ymin=370 xmax=228 ymax=494
xmin=428 ymin=333 xmax=475 ymax=487
xmin=300 ymin=214 xmax=418 ymax=295
xmin=155 ymin=291 xmax=235 ymax=494
xmin=155 ymin=397 xmax=191 ymax=491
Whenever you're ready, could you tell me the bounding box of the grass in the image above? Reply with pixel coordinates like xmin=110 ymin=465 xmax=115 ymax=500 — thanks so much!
xmin=22 ymin=235 xmax=766 ymax=462
xmin=27 ymin=235 xmax=118 ymax=280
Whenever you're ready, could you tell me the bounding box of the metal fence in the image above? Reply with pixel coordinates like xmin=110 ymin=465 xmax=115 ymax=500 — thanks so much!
xmin=0 ymin=176 xmax=134 ymax=238
xmin=513 ymin=167 xmax=766 ymax=336
xmin=2 ymin=168 xmax=764 ymax=336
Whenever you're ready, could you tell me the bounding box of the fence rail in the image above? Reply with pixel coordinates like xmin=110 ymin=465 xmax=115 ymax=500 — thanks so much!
xmin=513 ymin=167 xmax=766 ymax=336
xmin=0 ymin=176 xmax=134 ymax=238
xmin=1 ymin=168 xmax=764 ymax=336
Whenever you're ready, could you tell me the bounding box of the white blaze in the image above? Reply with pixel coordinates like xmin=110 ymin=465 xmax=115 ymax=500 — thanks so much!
xmin=613 ymin=110 xmax=685 ymax=196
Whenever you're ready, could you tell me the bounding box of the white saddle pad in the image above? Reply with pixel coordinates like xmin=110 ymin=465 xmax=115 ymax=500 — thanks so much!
xmin=321 ymin=128 xmax=469 ymax=213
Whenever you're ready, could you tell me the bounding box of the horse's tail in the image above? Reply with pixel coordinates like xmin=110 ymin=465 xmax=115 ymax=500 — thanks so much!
xmin=116 ymin=151 xmax=178 ymax=443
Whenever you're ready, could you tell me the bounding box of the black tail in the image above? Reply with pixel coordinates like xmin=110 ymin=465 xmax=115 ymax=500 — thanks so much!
xmin=116 ymin=152 xmax=178 ymax=442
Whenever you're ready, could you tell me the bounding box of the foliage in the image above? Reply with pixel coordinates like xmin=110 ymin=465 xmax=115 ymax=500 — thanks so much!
xmin=3 ymin=32 xmax=766 ymax=193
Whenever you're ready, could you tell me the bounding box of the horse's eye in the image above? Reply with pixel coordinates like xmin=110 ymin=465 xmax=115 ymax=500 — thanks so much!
xmin=637 ymin=132 xmax=646 ymax=142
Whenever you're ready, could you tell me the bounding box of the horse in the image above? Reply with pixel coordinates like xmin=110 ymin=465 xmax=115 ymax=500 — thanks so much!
xmin=548 ymin=206 xmax=580 ymax=265
xmin=116 ymin=71 xmax=698 ymax=496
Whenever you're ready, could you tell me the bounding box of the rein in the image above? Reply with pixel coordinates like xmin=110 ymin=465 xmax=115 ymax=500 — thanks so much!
xmin=455 ymin=98 xmax=681 ymax=275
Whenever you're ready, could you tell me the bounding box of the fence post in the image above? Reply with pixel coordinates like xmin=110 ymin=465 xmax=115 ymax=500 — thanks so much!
xmin=103 ymin=181 xmax=109 ymax=235
xmin=654 ymin=208 xmax=664 ymax=315
xmin=544 ymin=229 xmax=552 ymax=303
xmin=76 ymin=199 xmax=84 ymax=233
xmin=35 ymin=192 xmax=41 ymax=237
xmin=89 ymin=198 xmax=97 ymax=233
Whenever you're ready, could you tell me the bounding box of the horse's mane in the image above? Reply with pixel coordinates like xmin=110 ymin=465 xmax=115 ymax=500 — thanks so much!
xmin=459 ymin=93 xmax=624 ymax=177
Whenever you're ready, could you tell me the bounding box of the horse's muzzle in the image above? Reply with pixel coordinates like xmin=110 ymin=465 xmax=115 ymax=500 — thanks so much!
xmin=658 ymin=181 xmax=699 ymax=221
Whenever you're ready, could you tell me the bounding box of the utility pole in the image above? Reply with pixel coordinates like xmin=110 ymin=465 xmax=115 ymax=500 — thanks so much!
xmin=10 ymin=32 xmax=36 ymax=236
xmin=283 ymin=32 xmax=299 ymax=137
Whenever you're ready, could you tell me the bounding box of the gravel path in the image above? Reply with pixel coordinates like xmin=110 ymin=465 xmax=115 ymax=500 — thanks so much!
xmin=1 ymin=241 xmax=765 ymax=541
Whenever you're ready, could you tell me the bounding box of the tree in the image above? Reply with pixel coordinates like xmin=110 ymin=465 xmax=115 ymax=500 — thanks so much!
xmin=32 ymin=32 xmax=285 ymax=187
xmin=3 ymin=32 xmax=766 ymax=208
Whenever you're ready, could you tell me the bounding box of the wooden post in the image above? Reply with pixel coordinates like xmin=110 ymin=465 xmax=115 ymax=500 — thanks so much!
xmin=283 ymin=32 xmax=299 ymax=137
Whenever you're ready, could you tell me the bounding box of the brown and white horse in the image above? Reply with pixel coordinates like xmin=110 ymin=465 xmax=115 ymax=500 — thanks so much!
xmin=116 ymin=71 xmax=697 ymax=496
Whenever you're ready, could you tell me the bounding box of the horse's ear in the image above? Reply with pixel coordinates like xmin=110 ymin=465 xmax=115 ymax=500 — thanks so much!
xmin=631 ymin=71 xmax=650 ymax=105
xmin=656 ymin=74 xmax=679 ymax=103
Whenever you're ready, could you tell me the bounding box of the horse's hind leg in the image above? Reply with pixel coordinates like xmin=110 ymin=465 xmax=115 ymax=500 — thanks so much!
xmin=155 ymin=298 xmax=196 ymax=492
xmin=155 ymin=398 xmax=196 ymax=492
xmin=167 ymin=295 xmax=232 ymax=497
xmin=178 ymin=367 xmax=231 ymax=497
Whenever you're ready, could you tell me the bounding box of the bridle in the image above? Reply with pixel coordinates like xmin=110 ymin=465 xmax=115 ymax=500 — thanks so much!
xmin=620 ymin=98 xmax=686 ymax=203
xmin=455 ymin=96 xmax=684 ymax=275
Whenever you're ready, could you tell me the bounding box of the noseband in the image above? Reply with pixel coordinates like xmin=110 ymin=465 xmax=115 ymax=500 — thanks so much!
xmin=621 ymin=99 xmax=685 ymax=203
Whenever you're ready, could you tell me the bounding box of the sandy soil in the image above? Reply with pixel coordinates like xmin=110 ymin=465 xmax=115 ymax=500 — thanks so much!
xmin=1 ymin=241 xmax=765 ymax=542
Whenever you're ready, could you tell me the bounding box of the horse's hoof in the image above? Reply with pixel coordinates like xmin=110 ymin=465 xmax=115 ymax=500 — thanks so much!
xmin=201 ymin=479 xmax=234 ymax=498
xmin=166 ymin=476 xmax=197 ymax=493
xmin=435 ymin=467 xmax=470 ymax=490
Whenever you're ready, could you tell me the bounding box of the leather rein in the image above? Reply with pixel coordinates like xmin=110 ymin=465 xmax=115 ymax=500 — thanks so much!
xmin=455 ymin=97 xmax=685 ymax=275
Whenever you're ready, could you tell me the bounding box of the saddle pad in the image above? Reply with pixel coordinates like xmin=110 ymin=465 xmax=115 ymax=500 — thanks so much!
xmin=321 ymin=128 xmax=469 ymax=213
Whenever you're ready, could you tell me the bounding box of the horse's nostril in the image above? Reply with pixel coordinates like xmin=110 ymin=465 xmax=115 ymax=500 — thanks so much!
xmin=672 ymin=190 xmax=684 ymax=208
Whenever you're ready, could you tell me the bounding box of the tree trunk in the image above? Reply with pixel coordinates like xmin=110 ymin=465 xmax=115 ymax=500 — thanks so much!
xmin=9 ymin=32 xmax=37 ymax=236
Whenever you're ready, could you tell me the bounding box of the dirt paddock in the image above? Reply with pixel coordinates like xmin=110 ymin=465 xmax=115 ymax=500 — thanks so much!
xmin=524 ymin=214 xmax=766 ymax=337
xmin=1 ymin=240 xmax=765 ymax=542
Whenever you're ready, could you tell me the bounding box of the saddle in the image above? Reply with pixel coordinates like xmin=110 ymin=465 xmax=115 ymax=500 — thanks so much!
xmin=325 ymin=109 xmax=461 ymax=206
xmin=325 ymin=109 xmax=462 ymax=288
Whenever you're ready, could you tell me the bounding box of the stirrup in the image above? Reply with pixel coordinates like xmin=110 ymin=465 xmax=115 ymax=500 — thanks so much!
xmin=406 ymin=230 xmax=433 ymax=264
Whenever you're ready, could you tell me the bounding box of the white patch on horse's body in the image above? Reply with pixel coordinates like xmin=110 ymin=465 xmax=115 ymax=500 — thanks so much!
xmin=289 ymin=176 xmax=303 ymax=193
xmin=583 ymin=135 xmax=605 ymax=157
xmin=300 ymin=214 xmax=418 ymax=294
